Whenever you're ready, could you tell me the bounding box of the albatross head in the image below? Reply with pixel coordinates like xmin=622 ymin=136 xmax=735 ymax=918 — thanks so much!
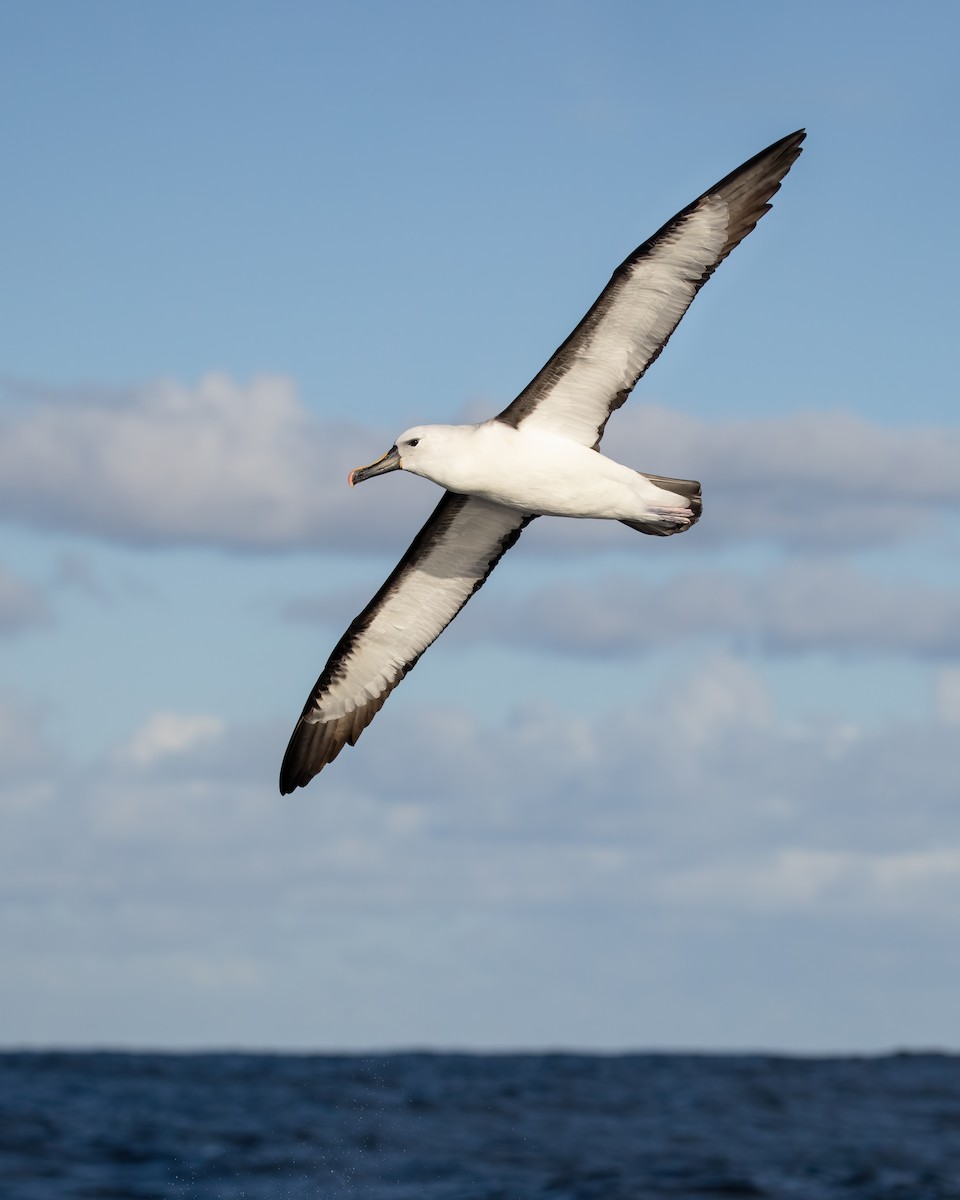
xmin=348 ymin=425 xmax=470 ymax=487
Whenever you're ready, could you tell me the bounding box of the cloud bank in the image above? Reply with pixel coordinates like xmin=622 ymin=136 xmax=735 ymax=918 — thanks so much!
xmin=2 ymin=376 xmax=958 ymax=554
xmin=3 ymin=654 xmax=960 ymax=1049
xmin=457 ymin=560 xmax=960 ymax=659
xmin=0 ymin=375 xmax=422 ymax=551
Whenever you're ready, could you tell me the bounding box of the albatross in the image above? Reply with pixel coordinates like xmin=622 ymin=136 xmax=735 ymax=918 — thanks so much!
xmin=280 ymin=129 xmax=805 ymax=793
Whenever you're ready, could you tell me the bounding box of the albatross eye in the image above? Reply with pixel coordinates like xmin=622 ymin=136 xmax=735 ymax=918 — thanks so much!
xmin=406 ymin=438 xmax=420 ymax=448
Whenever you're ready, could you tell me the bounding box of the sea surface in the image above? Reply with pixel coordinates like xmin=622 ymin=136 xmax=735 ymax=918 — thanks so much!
xmin=2 ymin=1051 xmax=960 ymax=1199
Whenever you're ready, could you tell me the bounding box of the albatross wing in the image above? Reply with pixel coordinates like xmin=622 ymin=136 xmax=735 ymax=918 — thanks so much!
xmin=496 ymin=129 xmax=805 ymax=448
xmin=280 ymin=493 xmax=533 ymax=792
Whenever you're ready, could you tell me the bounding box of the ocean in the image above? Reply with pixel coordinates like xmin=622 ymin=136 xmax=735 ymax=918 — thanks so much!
xmin=2 ymin=1051 xmax=959 ymax=1198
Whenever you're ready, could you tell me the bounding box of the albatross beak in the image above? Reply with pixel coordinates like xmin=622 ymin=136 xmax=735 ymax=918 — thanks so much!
xmin=348 ymin=445 xmax=402 ymax=486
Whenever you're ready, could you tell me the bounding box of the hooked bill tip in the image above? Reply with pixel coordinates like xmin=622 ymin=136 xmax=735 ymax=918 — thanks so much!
xmin=347 ymin=470 xmax=355 ymax=487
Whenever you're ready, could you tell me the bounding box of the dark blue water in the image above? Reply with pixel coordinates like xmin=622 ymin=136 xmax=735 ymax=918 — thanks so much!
xmin=2 ymin=1052 xmax=960 ymax=1199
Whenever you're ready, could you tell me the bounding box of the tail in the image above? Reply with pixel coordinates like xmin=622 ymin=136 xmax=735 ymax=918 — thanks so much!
xmin=620 ymin=474 xmax=702 ymax=537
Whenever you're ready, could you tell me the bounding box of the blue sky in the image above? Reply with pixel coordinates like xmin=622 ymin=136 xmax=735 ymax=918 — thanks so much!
xmin=3 ymin=0 xmax=960 ymax=1051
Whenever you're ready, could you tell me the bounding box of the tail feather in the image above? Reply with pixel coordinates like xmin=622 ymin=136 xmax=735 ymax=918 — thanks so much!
xmin=620 ymin=473 xmax=702 ymax=537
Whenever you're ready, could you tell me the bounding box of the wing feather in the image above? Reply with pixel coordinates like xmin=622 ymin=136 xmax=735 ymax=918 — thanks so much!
xmin=496 ymin=129 xmax=805 ymax=447
xmin=279 ymin=492 xmax=533 ymax=792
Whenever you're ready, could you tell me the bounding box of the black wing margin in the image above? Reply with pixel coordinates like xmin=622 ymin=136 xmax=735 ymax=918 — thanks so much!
xmin=496 ymin=129 xmax=805 ymax=448
xmin=280 ymin=492 xmax=534 ymax=792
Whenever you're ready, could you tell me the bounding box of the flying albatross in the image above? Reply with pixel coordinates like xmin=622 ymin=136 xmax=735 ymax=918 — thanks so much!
xmin=280 ymin=129 xmax=805 ymax=792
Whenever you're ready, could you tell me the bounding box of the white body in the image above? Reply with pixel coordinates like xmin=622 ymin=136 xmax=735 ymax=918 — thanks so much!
xmin=396 ymin=420 xmax=692 ymax=524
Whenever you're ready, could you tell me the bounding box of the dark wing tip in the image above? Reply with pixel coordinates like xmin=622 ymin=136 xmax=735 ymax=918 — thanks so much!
xmin=278 ymin=706 xmax=371 ymax=793
xmin=279 ymin=717 xmax=335 ymax=794
xmin=708 ymin=128 xmax=805 ymax=264
xmin=608 ymin=128 xmax=805 ymax=282
xmin=280 ymin=686 xmax=393 ymax=792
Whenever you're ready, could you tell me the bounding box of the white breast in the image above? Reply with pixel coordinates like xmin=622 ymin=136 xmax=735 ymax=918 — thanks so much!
xmin=423 ymin=422 xmax=653 ymax=520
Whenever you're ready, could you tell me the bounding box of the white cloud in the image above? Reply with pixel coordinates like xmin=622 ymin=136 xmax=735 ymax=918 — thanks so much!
xmin=660 ymin=847 xmax=960 ymax=916
xmin=451 ymin=560 xmax=960 ymax=659
xmin=652 ymin=650 xmax=774 ymax=747
xmin=4 ymin=657 xmax=960 ymax=1048
xmin=1 ymin=377 xmax=958 ymax=554
xmin=11 ymin=655 xmax=960 ymax=918
xmin=613 ymin=403 xmax=960 ymax=507
xmin=116 ymin=711 xmax=225 ymax=766
xmin=0 ymin=374 xmax=427 ymax=552
xmin=552 ymin=403 xmax=960 ymax=551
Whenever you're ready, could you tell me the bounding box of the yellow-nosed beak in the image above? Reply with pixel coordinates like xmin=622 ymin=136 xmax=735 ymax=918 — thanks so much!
xmin=348 ymin=445 xmax=402 ymax=487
